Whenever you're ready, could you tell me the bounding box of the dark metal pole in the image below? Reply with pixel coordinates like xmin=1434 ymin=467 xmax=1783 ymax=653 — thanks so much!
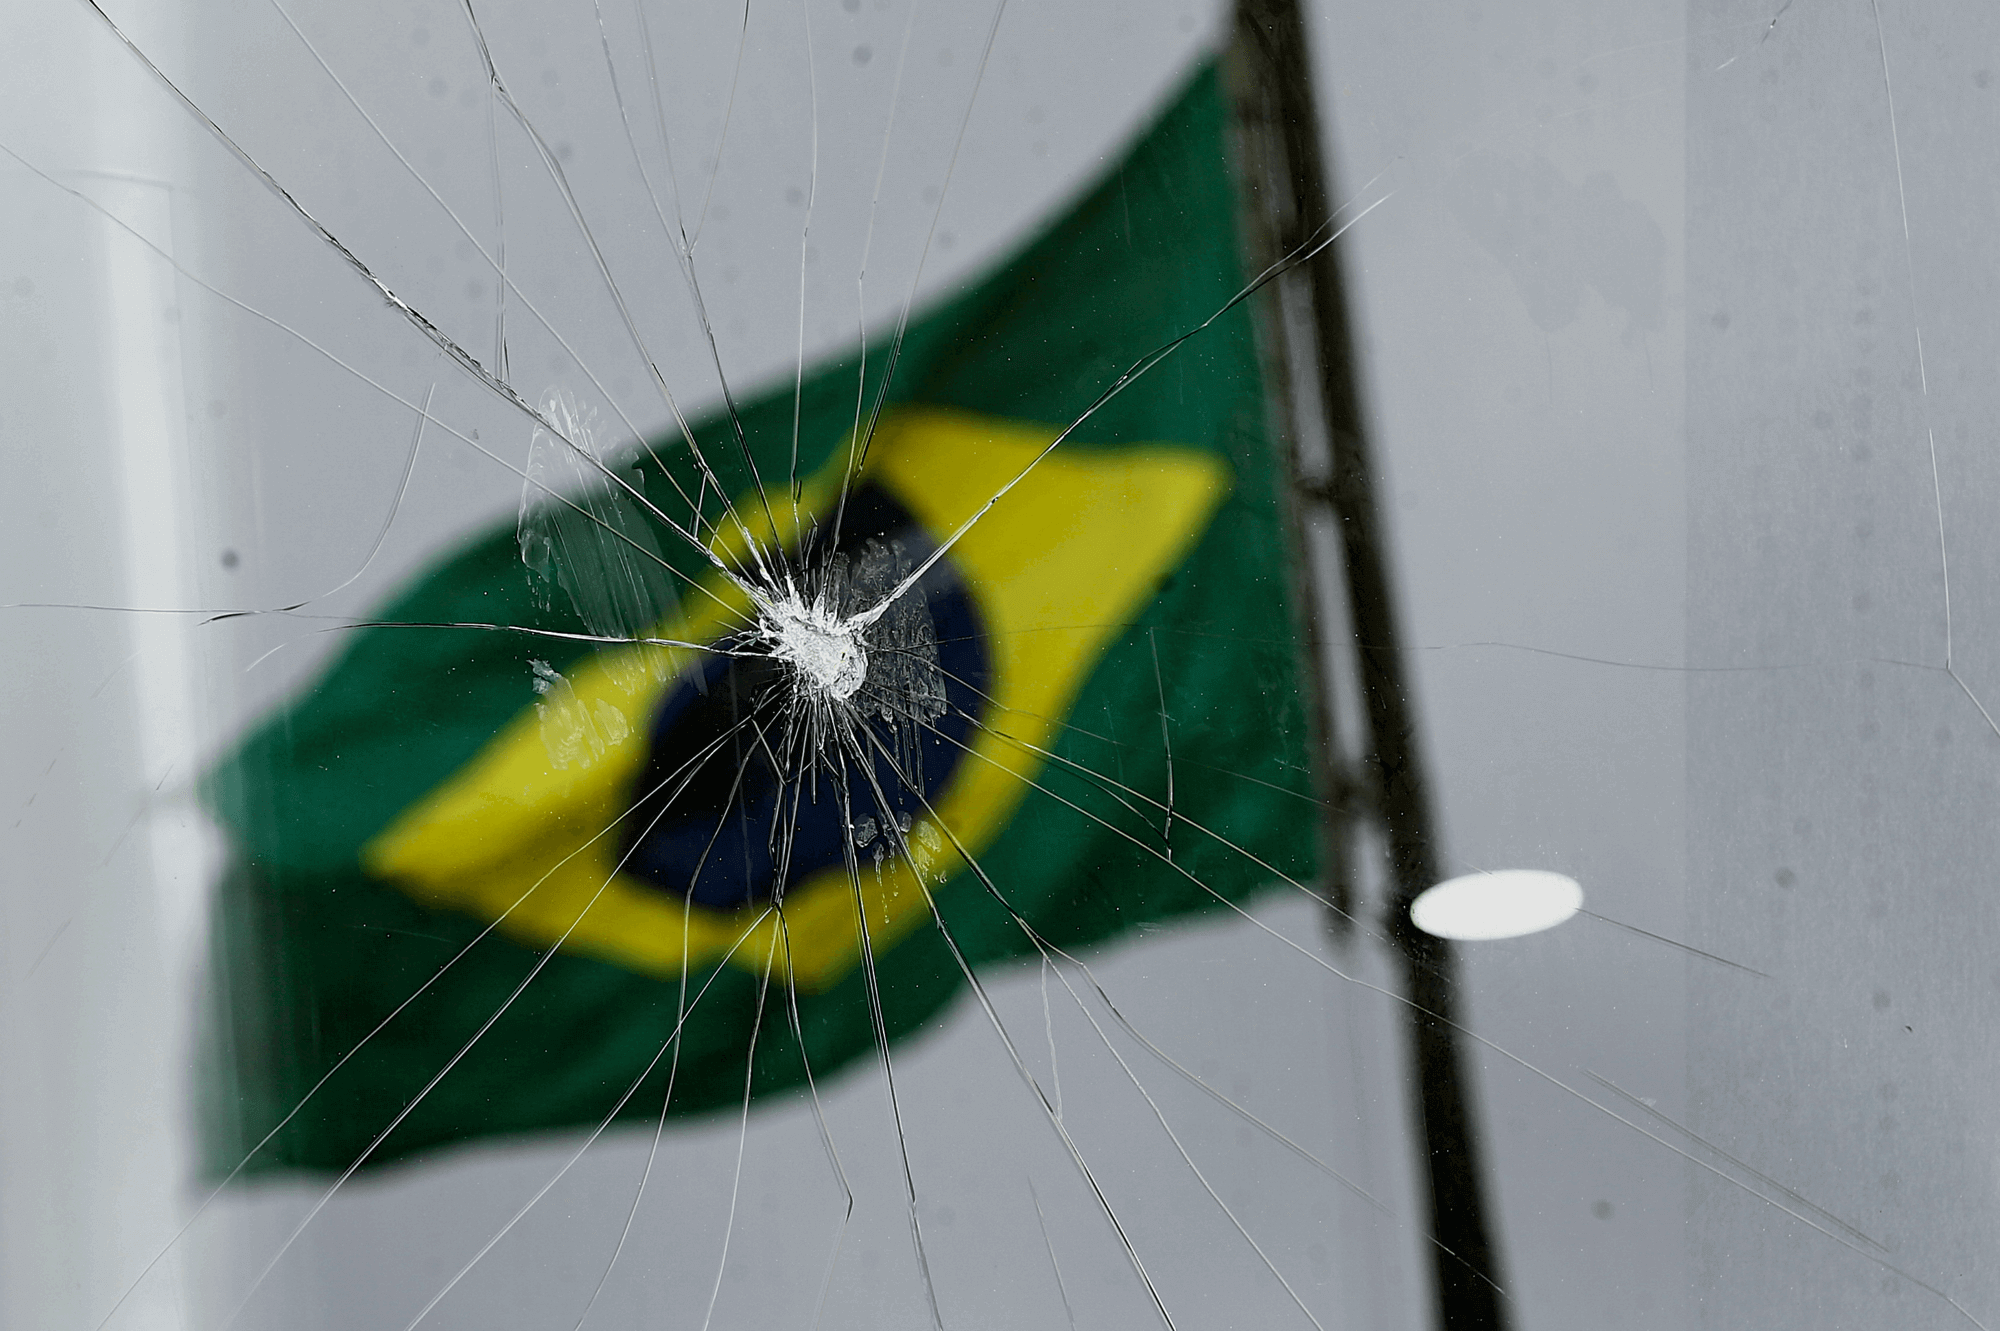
xmin=1224 ymin=4 xmax=1512 ymax=1328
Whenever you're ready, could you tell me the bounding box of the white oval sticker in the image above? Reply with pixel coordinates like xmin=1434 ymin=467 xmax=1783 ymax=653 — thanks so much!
xmin=1410 ymin=870 xmax=1583 ymax=941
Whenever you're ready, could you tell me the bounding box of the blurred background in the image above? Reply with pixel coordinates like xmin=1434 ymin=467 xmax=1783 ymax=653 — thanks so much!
xmin=4 ymin=0 xmax=1997 ymax=1327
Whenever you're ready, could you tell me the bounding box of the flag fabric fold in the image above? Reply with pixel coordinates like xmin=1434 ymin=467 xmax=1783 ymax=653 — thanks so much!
xmin=203 ymin=60 xmax=1317 ymax=1174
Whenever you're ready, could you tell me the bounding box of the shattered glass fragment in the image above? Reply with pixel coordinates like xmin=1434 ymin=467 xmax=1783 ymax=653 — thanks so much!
xmin=517 ymin=389 xmax=679 ymax=642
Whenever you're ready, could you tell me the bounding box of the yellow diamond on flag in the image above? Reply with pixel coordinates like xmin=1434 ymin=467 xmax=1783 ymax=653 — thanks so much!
xmin=363 ymin=405 xmax=1230 ymax=991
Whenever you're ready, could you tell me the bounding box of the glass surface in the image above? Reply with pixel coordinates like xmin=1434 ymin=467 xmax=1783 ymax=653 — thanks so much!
xmin=3 ymin=2 xmax=1993 ymax=1329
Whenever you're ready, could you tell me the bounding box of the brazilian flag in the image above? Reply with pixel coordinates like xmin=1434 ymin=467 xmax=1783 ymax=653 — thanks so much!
xmin=203 ymin=61 xmax=1318 ymax=1174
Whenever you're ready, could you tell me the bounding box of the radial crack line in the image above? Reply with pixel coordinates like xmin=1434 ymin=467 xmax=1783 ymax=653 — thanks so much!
xmin=83 ymin=0 xmax=748 ymax=583
xmin=689 ymin=0 xmax=753 ymax=251
xmin=772 ymin=913 xmax=859 ymax=1331
xmin=590 ymin=0 xmax=767 ymax=558
xmin=872 ymin=727 xmax=1382 ymax=1206
xmin=1584 ymin=1071 xmax=1887 ymax=1255
xmin=865 ymin=728 xmax=1331 ymax=1328
xmin=787 ymin=0 xmax=821 ymax=528
xmin=90 ymin=702 xmax=769 ymax=1331
xmin=1148 ymin=629 xmax=1176 ymax=859
xmin=852 ymin=192 xmax=1393 ymax=628
xmin=696 ymin=935 xmax=782 ymax=1331
xmin=1027 ymin=1178 xmax=1080 ymax=1331
xmin=892 ymin=647 xmax=1331 ymax=809
xmin=396 ymin=702 xmax=787 ymax=1330
xmin=837 ymin=0 xmax=1011 ymax=539
xmin=1575 ymin=909 xmax=1771 ymax=979
xmin=0 ymin=137 xmax=756 ymax=629
xmin=1061 ymin=808 xmax=1990 ymax=1323
xmin=830 ymin=741 xmax=948 ymax=1331
xmin=920 ymin=725 xmax=1983 ymax=1313
xmin=455 ymin=0 xmax=777 ymax=570
xmin=943 ymin=703 xmax=1371 ymax=938
xmin=1868 ymin=0 xmax=1953 ymax=671
xmin=845 ymin=728 xmax=1179 ymax=1331
xmin=828 ymin=0 xmax=924 ymax=553
xmin=213 ymin=694 xmax=781 ymax=1331
xmin=402 ymin=915 xmax=775 ymax=1331
xmin=259 ymin=0 xmax=712 ymax=540
xmin=569 ymin=705 xmax=799 ymax=1331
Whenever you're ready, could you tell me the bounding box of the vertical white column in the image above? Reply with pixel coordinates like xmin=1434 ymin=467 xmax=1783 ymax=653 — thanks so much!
xmin=0 ymin=4 xmax=217 ymax=1329
xmin=91 ymin=166 xmax=215 ymax=1331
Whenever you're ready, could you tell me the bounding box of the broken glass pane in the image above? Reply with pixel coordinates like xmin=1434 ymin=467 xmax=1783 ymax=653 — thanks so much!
xmin=4 ymin=2 xmax=1996 ymax=1330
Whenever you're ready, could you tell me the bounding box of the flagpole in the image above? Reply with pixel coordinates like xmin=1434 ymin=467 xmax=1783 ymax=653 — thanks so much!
xmin=1224 ymin=4 xmax=1512 ymax=1329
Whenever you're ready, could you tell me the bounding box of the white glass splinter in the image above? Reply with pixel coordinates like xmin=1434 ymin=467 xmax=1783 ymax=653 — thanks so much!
xmin=1410 ymin=869 xmax=1583 ymax=941
xmin=765 ymin=594 xmax=869 ymax=700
